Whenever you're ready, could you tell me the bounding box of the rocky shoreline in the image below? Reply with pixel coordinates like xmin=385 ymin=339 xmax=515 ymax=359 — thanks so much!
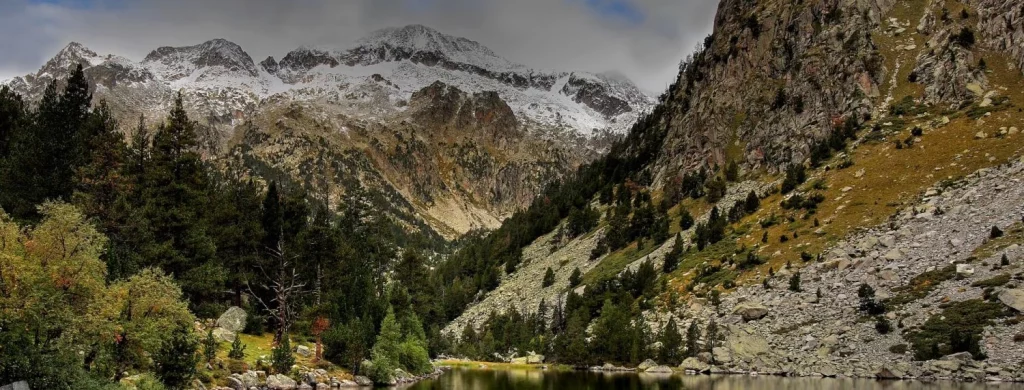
xmin=204 ymin=366 xmax=445 ymax=390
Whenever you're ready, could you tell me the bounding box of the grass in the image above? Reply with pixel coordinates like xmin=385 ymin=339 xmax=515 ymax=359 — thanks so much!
xmin=582 ymin=240 xmax=660 ymax=285
xmin=905 ymin=299 xmax=1010 ymax=360
xmin=972 ymin=223 xmax=1024 ymax=260
xmin=885 ymin=265 xmax=958 ymax=307
xmin=207 ymin=332 xmax=351 ymax=385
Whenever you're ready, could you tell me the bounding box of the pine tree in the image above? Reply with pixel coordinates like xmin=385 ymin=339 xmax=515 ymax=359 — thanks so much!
xmin=73 ymin=101 xmax=129 ymax=228
xmin=154 ymin=323 xmax=200 ymax=390
xmin=679 ymin=209 xmax=695 ymax=230
xmin=663 ymin=235 xmax=683 ymax=273
xmin=684 ymin=321 xmax=701 ymax=358
xmin=789 ymin=272 xmax=802 ymax=292
xmin=271 ymin=337 xmax=296 ymax=375
xmin=745 ymin=191 xmax=760 ymax=213
xmin=143 ymin=93 xmax=218 ymax=302
xmin=542 ymin=267 xmax=556 ymax=288
xmin=725 ymin=161 xmax=740 ymax=182
xmin=659 ymin=318 xmax=683 ymax=365
xmin=202 ymin=327 xmax=218 ymax=362
xmin=568 ymin=267 xmax=582 ymax=288
xmin=228 ymin=335 xmax=246 ymax=360
xmin=368 ymin=307 xmax=402 ymax=383
xmin=705 ymin=320 xmax=721 ymax=364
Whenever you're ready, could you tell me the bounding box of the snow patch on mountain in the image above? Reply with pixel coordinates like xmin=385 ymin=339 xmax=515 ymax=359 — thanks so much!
xmin=3 ymin=26 xmax=654 ymax=137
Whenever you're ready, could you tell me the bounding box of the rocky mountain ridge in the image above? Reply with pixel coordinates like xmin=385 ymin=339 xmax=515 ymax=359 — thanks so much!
xmin=1 ymin=25 xmax=653 ymax=237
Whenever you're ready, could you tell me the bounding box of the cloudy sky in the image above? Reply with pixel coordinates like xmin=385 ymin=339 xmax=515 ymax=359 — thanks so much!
xmin=0 ymin=0 xmax=718 ymax=92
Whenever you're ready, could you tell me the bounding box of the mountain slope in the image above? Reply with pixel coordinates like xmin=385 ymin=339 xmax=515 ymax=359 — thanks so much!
xmin=1 ymin=25 xmax=653 ymax=237
xmin=441 ymin=0 xmax=1024 ymax=378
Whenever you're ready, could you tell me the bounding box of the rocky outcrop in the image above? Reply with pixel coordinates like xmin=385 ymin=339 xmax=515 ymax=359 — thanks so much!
xmin=652 ymin=0 xmax=887 ymax=180
xmin=969 ymin=0 xmax=1024 ymax=75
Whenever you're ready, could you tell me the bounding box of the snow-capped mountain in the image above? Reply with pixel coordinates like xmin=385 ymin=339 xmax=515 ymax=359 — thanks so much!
xmin=3 ymin=24 xmax=654 ymax=137
xmin=0 ymin=25 xmax=653 ymax=237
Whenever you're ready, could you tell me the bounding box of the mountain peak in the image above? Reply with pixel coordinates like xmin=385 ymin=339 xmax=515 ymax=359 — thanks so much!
xmin=351 ymin=24 xmax=519 ymax=71
xmin=143 ymin=38 xmax=258 ymax=79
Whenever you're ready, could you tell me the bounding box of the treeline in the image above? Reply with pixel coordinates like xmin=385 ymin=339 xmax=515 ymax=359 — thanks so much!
xmin=0 ymin=65 xmax=432 ymax=387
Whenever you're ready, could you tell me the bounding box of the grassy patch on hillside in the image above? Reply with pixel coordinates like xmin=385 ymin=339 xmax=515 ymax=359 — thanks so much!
xmin=905 ymin=299 xmax=1010 ymax=360
xmin=583 ymin=240 xmax=660 ymax=285
xmin=972 ymin=223 xmax=1024 ymax=260
xmin=884 ymin=264 xmax=958 ymax=307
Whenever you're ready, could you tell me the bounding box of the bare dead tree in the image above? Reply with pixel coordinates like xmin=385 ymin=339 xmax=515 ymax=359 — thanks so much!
xmin=246 ymin=233 xmax=305 ymax=345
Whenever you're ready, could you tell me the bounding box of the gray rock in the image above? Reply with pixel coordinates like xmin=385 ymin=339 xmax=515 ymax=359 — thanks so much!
xmin=227 ymin=377 xmax=245 ymax=390
xmin=217 ymin=306 xmax=248 ymax=333
xmin=645 ymin=365 xmax=673 ymax=373
xmin=353 ymin=376 xmax=373 ymax=386
xmin=680 ymin=357 xmax=710 ymax=373
xmin=238 ymin=371 xmax=259 ymax=388
xmin=295 ymin=345 xmax=312 ymax=358
xmin=213 ymin=327 xmax=237 ymax=342
xmin=637 ymin=359 xmax=658 ymax=371
xmin=733 ymin=302 xmax=769 ymax=321
xmin=0 ymin=382 xmax=29 ymax=390
xmin=999 ymin=289 xmax=1024 ymax=312
xmin=267 ymin=374 xmax=297 ymax=390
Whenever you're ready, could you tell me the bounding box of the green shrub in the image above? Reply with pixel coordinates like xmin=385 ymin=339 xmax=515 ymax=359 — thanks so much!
xmin=971 ymin=274 xmax=1010 ymax=288
xmin=271 ymin=338 xmax=296 ymax=375
xmin=907 ymin=299 xmax=1008 ymax=360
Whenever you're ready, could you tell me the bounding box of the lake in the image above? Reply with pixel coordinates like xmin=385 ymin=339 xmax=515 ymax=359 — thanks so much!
xmin=402 ymin=368 xmax=1024 ymax=389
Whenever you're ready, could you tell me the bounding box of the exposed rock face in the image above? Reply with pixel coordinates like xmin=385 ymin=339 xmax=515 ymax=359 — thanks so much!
xmin=912 ymin=27 xmax=987 ymax=106
xmin=652 ymin=0 xmax=888 ymax=180
xmin=969 ymin=0 xmax=1024 ymax=75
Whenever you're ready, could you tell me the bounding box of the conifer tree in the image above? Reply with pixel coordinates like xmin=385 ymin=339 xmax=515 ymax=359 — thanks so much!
xmin=154 ymin=323 xmax=200 ymax=390
xmin=143 ymin=93 xmax=218 ymax=302
xmin=684 ymin=321 xmax=701 ymax=358
xmin=542 ymin=267 xmax=556 ymax=288
xmin=659 ymin=318 xmax=683 ymax=365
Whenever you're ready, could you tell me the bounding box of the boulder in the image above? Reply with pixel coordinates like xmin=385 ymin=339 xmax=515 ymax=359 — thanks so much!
xmin=298 ymin=384 xmax=312 ymax=390
xmin=526 ymin=353 xmax=544 ymax=364
xmin=213 ymin=327 xmax=237 ymax=342
xmin=680 ymin=357 xmax=711 ymax=373
xmin=0 ymin=382 xmax=29 ymax=390
xmin=733 ymin=302 xmax=769 ymax=321
xmin=637 ymin=359 xmax=658 ymax=371
xmin=876 ymin=366 xmax=903 ymax=379
xmin=217 ymin=306 xmax=248 ymax=333
xmin=956 ymin=264 xmax=975 ymax=277
xmin=267 ymin=374 xmax=297 ymax=390
xmin=712 ymin=347 xmax=733 ymax=364
xmin=999 ymin=289 xmax=1024 ymax=312
xmin=227 ymin=377 xmax=245 ymax=390
xmin=645 ymin=365 xmax=673 ymax=373
xmin=295 ymin=345 xmax=312 ymax=358
xmin=353 ymin=376 xmax=373 ymax=387
xmin=238 ymin=371 xmax=260 ymax=388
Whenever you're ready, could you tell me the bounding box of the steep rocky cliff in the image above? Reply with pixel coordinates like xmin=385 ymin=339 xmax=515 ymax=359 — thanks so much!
xmin=444 ymin=0 xmax=1024 ymax=379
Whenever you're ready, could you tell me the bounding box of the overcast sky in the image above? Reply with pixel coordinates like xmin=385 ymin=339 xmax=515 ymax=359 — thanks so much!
xmin=0 ymin=0 xmax=718 ymax=92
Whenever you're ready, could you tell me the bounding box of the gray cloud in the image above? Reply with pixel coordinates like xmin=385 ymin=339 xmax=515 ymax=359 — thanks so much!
xmin=0 ymin=0 xmax=718 ymax=92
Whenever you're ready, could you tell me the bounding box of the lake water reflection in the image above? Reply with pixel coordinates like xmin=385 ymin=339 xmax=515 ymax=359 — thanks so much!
xmin=403 ymin=368 xmax=1024 ymax=390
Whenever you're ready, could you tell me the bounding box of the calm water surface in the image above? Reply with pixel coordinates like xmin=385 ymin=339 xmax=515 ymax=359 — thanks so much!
xmin=403 ymin=368 xmax=1024 ymax=390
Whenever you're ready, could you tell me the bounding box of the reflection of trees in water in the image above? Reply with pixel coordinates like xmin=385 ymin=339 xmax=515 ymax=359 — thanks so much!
xmin=407 ymin=369 xmax=1017 ymax=390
